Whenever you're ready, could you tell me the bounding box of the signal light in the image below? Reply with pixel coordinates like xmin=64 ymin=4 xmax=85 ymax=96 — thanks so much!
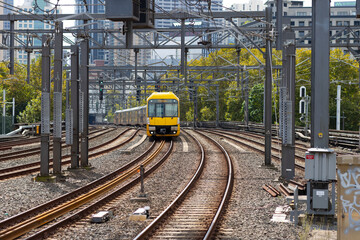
xmin=99 ymin=79 xmax=104 ymax=101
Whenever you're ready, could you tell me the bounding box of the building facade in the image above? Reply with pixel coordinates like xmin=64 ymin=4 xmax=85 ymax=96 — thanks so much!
xmin=15 ymin=0 xmax=59 ymax=64
xmin=0 ymin=0 xmax=13 ymax=62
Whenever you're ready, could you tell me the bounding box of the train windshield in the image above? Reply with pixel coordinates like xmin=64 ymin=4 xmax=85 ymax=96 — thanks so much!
xmin=148 ymin=99 xmax=178 ymax=117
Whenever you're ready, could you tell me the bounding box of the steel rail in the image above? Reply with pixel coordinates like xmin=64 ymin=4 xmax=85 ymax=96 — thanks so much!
xmin=134 ymin=131 xmax=205 ymax=240
xmin=210 ymin=129 xmax=308 ymax=160
xmin=194 ymin=130 xmax=234 ymax=240
xmin=0 ymin=127 xmax=114 ymax=162
xmin=25 ymin=140 xmax=173 ymax=240
xmin=0 ymin=128 xmax=137 ymax=180
xmin=201 ymin=129 xmax=305 ymax=172
xmin=0 ymin=140 xmax=167 ymax=240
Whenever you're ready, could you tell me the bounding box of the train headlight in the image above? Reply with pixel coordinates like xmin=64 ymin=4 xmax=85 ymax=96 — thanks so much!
xmin=147 ymin=118 xmax=150 ymax=124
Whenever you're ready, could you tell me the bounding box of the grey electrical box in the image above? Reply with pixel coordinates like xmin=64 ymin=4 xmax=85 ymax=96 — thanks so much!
xmin=305 ymin=148 xmax=336 ymax=181
xmin=105 ymin=0 xmax=140 ymax=21
xmin=313 ymin=189 xmax=329 ymax=209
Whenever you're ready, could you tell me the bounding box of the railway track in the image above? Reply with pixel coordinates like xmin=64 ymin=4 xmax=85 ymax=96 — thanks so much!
xmin=0 ymin=126 xmax=98 ymax=149
xmin=0 ymin=127 xmax=114 ymax=162
xmin=134 ymin=129 xmax=233 ymax=240
xmin=0 ymin=139 xmax=173 ymax=240
xmin=0 ymin=128 xmax=139 ymax=181
xmin=200 ymin=129 xmax=305 ymax=173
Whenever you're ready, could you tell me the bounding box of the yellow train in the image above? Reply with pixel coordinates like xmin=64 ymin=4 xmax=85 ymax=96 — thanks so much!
xmin=146 ymin=92 xmax=180 ymax=137
xmin=114 ymin=92 xmax=180 ymax=138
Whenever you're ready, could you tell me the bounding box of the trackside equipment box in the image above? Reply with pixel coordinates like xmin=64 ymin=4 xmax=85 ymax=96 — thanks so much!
xmin=304 ymin=148 xmax=336 ymax=181
xmin=337 ymin=155 xmax=360 ymax=240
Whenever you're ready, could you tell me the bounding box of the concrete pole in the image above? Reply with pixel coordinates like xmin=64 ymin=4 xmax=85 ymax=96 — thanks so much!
xmin=181 ymin=18 xmax=185 ymax=75
xmin=336 ymin=85 xmax=341 ymax=130
xmin=245 ymin=71 xmax=249 ymax=128
xmin=134 ymin=48 xmax=140 ymax=103
xmin=40 ymin=35 xmax=51 ymax=176
xmin=80 ymin=39 xmax=90 ymax=167
xmin=2 ymin=90 xmax=5 ymax=135
xmin=26 ymin=51 xmax=31 ymax=84
xmin=12 ymin=98 xmax=15 ymax=125
xmin=276 ymin=0 xmax=283 ymax=50
xmin=216 ymin=86 xmax=219 ymax=128
xmin=71 ymin=45 xmax=79 ymax=169
xmin=236 ymin=48 xmax=240 ymax=89
xmin=311 ymin=0 xmax=330 ymax=148
xmin=9 ymin=17 xmax=14 ymax=75
xmin=144 ymin=70 xmax=147 ymax=98
xmin=264 ymin=7 xmax=272 ymax=166
xmin=53 ymin=21 xmax=64 ymax=175
xmin=281 ymin=28 xmax=296 ymax=180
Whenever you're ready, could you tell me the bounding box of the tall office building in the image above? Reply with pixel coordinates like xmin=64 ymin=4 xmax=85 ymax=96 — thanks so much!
xmin=0 ymin=0 xmax=13 ymax=62
xmin=15 ymin=0 xmax=59 ymax=64
xmin=75 ymin=0 xmax=108 ymax=65
xmin=155 ymin=0 xmax=223 ymax=28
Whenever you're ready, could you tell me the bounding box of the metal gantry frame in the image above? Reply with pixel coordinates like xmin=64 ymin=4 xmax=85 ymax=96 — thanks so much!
xmin=0 ymin=3 xmax=353 ymax=209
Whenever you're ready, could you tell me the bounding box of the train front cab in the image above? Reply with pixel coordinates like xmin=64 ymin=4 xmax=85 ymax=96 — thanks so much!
xmin=146 ymin=93 xmax=180 ymax=138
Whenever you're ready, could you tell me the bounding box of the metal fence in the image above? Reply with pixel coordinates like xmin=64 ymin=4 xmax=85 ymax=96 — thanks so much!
xmin=0 ymin=116 xmax=14 ymax=135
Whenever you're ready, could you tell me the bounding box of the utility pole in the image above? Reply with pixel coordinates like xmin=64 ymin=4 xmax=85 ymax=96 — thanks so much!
xmin=40 ymin=35 xmax=51 ymax=177
xmin=336 ymin=85 xmax=341 ymax=130
xmin=181 ymin=18 xmax=186 ymax=75
xmin=70 ymin=45 xmax=79 ymax=169
xmin=134 ymin=48 xmax=140 ymax=103
xmin=80 ymin=38 xmax=90 ymax=167
xmin=281 ymin=26 xmax=296 ymax=180
xmin=216 ymin=86 xmax=219 ymax=128
xmin=306 ymin=0 xmax=336 ymax=217
xmin=53 ymin=21 xmax=64 ymax=175
xmin=264 ymin=7 xmax=272 ymax=166
xmin=9 ymin=15 xmax=14 ymax=75
xmin=2 ymin=89 xmax=5 ymax=135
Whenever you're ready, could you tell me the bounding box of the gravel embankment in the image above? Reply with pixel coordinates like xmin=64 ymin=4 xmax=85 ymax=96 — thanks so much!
xmin=0 ymin=127 xmax=149 ymax=221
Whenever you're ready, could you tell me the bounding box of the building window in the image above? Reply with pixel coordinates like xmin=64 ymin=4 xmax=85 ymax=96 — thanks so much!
xmin=257 ymin=5 xmax=259 ymax=11
xmin=336 ymin=21 xmax=342 ymax=26
xmin=309 ymin=21 xmax=312 ymax=26
xmin=355 ymin=21 xmax=360 ymax=26
xmin=299 ymin=31 xmax=305 ymax=37
xmin=24 ymin=24 xmax=27 ymax=28
xmin=299 ymin=21 xmax=305 ymax=26
xmin=243 ymin=4 xmax=245 ymax=10
xmin=284 ymin=12 xmax=287 ymax=16
xmin=330 ymin=21 xmax=332 ymax=26
xmin=337 ymin=11 xmax=348 ymax=16
xmin=291 ymin=21 xmax=295 ymax=26
xmin=29 ymin=24 xmax=32 ymax=28
xmin=19 ymin=24 xmax=22 ymax=27
xmin=284 ymin=3 xmax=287 ymax=7
xmin=297 ymin=12 xmax=307 ymax=16
xmin=344 ymin=21 xmax=350 ymax=26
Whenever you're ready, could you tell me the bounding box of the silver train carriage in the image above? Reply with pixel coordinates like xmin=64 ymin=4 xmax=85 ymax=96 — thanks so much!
xmin=114 ymin=106 xmax=146 ymax=125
